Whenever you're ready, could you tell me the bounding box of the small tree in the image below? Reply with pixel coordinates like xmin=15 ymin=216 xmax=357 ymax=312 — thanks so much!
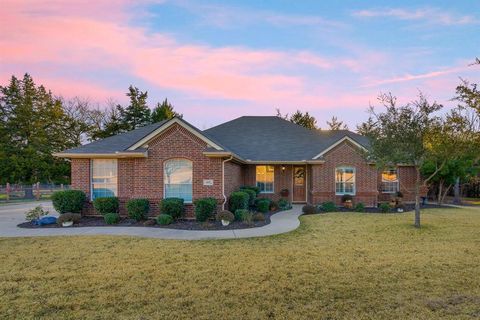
xmin=363 ymin=93 xmax=443 ymax=228
xmin=326 ymin=116 xmax=348 ymax=130
xmin=276 ymin=108 xmax=318 ymax=129
xmin=151 ymin=98 xmax=181 ymax=123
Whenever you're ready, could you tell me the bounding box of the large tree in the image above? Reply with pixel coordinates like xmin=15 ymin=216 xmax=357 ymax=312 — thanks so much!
xmin=326 ymin=116 xmax=348 ymax=130
xmin=276 ymin=109 xmax=318 ymax=129
xmin=0 ymin=74 xmax=72 ymax=185
xmin=118 ymin=85 xmax=151 ymax=131
xmin=151 ymin=98 xmax=181 ymax=123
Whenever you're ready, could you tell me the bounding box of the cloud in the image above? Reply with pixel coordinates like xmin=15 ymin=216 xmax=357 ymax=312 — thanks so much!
xmin=352 ymin=7 xmax=478 ymax=26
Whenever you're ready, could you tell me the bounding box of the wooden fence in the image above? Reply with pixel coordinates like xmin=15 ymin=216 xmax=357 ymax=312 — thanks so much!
xmin=0 ymin=183 xmax=70 ymax=202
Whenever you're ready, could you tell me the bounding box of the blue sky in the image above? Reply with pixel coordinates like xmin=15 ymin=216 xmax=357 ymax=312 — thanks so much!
xmin=1 ymin=0 xmax=479 ymax=129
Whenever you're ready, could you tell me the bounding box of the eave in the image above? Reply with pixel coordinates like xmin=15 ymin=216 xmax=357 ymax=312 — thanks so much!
xmin=53 ymin=151 xmax=148 ymax=159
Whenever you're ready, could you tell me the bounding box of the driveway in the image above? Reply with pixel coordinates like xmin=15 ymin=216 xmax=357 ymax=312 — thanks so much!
xmin=0 ymin=201 xmax=302 ymax=240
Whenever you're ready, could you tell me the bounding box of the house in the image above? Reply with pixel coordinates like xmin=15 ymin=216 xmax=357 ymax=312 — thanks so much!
xmin=54 ymin=116 xmax=422 ymax=217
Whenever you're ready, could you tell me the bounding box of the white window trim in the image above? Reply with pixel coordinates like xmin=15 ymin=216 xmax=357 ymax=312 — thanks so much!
xmin=381 ymin=168 xmax=399 ymax=194
xmin=256 ymin=165 xmax=275 ymax=194
xmin=335 ymin=166 xmax=356 ymax=196
xmin=90 ymin=159 xmax=118 ymax=201
xmin=163 ymin=158 xmax=193 ymax=204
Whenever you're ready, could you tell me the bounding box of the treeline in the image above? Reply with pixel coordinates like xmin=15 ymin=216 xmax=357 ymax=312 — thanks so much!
xmin=0 ymin=74 xmax=181 ymax=184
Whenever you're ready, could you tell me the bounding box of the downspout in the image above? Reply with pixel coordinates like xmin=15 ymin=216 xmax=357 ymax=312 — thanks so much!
xmin=222 ymin=155 xmax=234 ymax=210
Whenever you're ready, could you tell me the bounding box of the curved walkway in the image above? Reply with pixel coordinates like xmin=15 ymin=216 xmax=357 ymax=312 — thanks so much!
xmin=0 ymin=201 xmax=302 ymax=240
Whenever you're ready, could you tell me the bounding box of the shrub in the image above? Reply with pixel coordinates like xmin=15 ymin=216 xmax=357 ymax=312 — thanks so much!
xmin=216 ymin=210 xmax=234 ymax=222
xmin=234 ymin=209 xmax=249 ymax=221
xmin=93 ymin=197 xmax=119 ymax=215
xmin=157 ymin=214 xmax=173 ymax=225
xmin=126 ymin=199 xmax=150 ymax=221
xmin=51 ymin=190 xmax=86 ymax=214
xmin=302 ymin=204 xmax=316 ymax=215
xmin=159 ymin=198 xmax=184 ymax=220
xmin=341 ymin=194 xmax=353 ymax=203
xmin=239 ymin=188 xmax=256 ymax=207
xmin=379 ymin=203 xmax=391 ymax=213
xmin=240 ymin=211 xmax=253 ymax=225
xmin=143 ymin=219 xmax=156 ymax=226
xmin=278 ymin=198 xmax=291 ymax=210
xmin=57 ymin=213 xmax=81 ymax=225
xmin=321 ymin=201 xmax=337 ymax=212
xmin=354 ymin=202 xmax=365 ymax=212
xmin=194 ymin=197 xmax=217 ymax=222
xmin=25 ymin=205 xmax=49 ymax=221
xmin=240 ymin=185 xmax=260 ymax=195
xmin=269 ymin=200 xmax=278 ymax=211
xmin=229 ymin=191 xmax=249 ymax=212
xmin=104 ymin=212 xmax=120 ymax=224
xmin=256 ymin=198 xmax=270 ymax=213
xmin=253 ymin=212 xmax=265 ymax=222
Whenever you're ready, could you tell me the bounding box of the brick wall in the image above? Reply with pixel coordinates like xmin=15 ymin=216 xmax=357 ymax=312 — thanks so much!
xmin=310 ymin=141 xmax=378 ymax=207
xmin=244 ymin=164 xmax=293 ymax=202
xmin=377 ymin=166 xmax=428 ymax=203
xmin=224 ymin=161 xmax=244 ymax=208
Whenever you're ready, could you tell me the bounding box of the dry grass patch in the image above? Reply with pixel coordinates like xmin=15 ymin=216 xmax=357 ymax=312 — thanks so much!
xmin=1 ymin=207 xmax=480 ymax=319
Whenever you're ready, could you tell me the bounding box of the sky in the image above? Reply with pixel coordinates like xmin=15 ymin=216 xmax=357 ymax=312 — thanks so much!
xmin=1 ymin=0 xmax=479 ymax=130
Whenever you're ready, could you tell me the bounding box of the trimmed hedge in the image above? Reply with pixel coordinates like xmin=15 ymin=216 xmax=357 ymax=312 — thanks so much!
xmin=160 ymin=198 xmax=184 ymax=220
xmin=379 ymin=203 xmax=390 ymax=213
xmin=126 ymin=199 xmax=150 ymax=221
xmin=93 ymin=197 xmax=119 ymax=215
xmin=278 ymin=198 xmax=291 ymax=210
xmin=234 ymin=209 xmax=249 ymax=221
xmin=104 ymin=212 xmax=120 ymax=224
xmin=302 ymin=204 xmax=316 ymax=215
xmin=256 ymin=198 xmax=270 ymax=213
xmin=240 ymin=185 xmax=260 ymax=196
xmin=194 ymin=197 xmax=217 ymax=222
xmin=157 ymin=214 xmax=173 ymax=225
xmin=229 ymin=191 xmax=249 ymax=212
xmin=321 ymin=201 xmax=337 ymax=212
xmin=355 ymin=202 xmax=365 ymax=212
xmin=51 ymin=190 xmax=86 ymax=214
xmin=239 ymin=188 xmax=256 ymax=207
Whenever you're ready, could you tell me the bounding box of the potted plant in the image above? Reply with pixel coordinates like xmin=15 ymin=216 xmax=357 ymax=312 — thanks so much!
xmin=396 ymin=204 xmax=405 ymax=213
xmin=341 ymin=194 xmax=353 ymax=209
xmin=280 ymin=188 xmax=289 ymax=197
xmin=216 ymin=210 xmax=235 ymax=226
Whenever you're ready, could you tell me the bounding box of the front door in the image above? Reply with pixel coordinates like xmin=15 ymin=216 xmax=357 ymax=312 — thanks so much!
xmin=293 ymin=166 xmax=306 ymax=203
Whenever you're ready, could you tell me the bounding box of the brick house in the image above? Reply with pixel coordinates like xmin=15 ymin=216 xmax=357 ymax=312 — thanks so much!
xmin=55 ymin=116 xmax=423 ymax=217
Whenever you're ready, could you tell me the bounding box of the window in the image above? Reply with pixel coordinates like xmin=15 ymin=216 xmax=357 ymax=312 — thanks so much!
xmin=164 ymin=159 xmax=193 ymax=202
xmin=256 ymin=165 xmax=274 ymax=193
xmin=91 ymin=159 xmax=117 ymax=199
xmin=381 ymin=168 xmax=399 ymax=193
xmin=335 ymin=167 xmax=355 ymax=195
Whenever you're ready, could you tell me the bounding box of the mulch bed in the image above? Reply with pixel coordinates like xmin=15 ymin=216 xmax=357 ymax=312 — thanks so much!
xmin=17 ymin=211 xmax=275 ymax=230
xmin=303 ymin=203 xmax=451 ymax=215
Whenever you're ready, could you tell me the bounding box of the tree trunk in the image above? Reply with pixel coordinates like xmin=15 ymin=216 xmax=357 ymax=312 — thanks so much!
xmin=440 ymin=184 xmax=452 ymax=205
xmin=437 ymin=181 xmax=443 ymax=205
xmin=414 ymin=166 xmax=421 ymax=228
xmin=453 ymin=177 xmax=461 ymax=204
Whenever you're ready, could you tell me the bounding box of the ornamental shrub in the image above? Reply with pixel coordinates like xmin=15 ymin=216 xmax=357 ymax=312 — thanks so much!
xmin=321 ymin=201 xmax=337 ymax=212
xmin=216 ymin=210 xmax=234 ymax=222
xmin=253 ymin=212 xmax=265 ymax=222
xmin=51 ymin=190 xmax=86 ymax=214
xmin=379 ymin=203 xmax=391 ymax=213
xmin=354 ymin=202 xmax=365 ymax=212
xmin=93 ymin=197 xmax=119 ymax=215
xmin=302 ymin=204 xmax=316 ymax=215
xmin=126 ymin=198 xmax=150 ymax=221
xmin=269 ymin=200 xmax=278 ymax=211
xmin=278 ymin=198 xmax=291 ymax=210
xmin=157 ymin=214 xmax=173 ymax=225
xmin=255 ymin=198 xmax=270 ymax=213
xmin=240 ymin=211 xmax=253 ymax=225
xmin=25 ymin=205 xmax=49 ymax=221
xmin=234 ymin=209 xmax=249 ymax=221
xmin=194 ymin=197 xmax=217 ymax=222
xmin=229 ymin=191 xmax=249 ymax=212
xmin=239 ymin=188 xmax=256 ymax=207
xmin=159 ymin=198 xmax=184 ymax=220
xmin=104 ymin=212 xmax=120 ymax=224
xmin=56 ymin=213 xmax=81 ymax=225
xmin=240 ymin=185 xmax=260 ymax=196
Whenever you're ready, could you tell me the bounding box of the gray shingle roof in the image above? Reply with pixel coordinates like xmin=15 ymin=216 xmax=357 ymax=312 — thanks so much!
xmin=60 ymin=116 xmax=370 ymax=161
xmin=204 ymin=116 xmax=370 ymax=161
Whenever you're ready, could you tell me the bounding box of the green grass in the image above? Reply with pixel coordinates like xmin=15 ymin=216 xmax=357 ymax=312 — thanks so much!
xmin=1 ymin=207 xmax=480 ymax=319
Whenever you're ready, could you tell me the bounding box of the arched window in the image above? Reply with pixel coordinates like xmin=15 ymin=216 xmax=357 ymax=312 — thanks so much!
xmin=164 ymin=159 xmax=193 ymax=202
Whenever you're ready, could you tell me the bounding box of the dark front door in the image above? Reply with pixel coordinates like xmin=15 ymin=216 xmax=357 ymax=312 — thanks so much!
xmin=293 ymin=166 xmax=306 ymax=203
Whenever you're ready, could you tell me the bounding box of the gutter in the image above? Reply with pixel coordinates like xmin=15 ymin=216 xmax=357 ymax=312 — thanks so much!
xmin=221 ymin=155 xmax=234 ymax=210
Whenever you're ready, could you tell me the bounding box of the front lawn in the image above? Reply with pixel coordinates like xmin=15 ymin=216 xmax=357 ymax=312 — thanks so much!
xmin=1 ymin=207 xmax=479 ymax=319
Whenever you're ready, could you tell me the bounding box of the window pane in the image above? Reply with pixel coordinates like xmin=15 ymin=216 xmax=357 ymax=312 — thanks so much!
xmin=335 ymin=167 xmax=355 ymax=195
xmin=164 ymin=159 xmax=192 ymax=202
xmin=256 ymin=165 xmax=274 ymax=193
xmin=91 ymin=159 xmax=117 ymax=199
xmin=381 ymin=168 xmax=398 ymax=193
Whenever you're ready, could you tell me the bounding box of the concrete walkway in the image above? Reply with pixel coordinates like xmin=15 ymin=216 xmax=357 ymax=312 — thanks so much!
xmin=0 ymin=201 xmax=302 ymax=240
